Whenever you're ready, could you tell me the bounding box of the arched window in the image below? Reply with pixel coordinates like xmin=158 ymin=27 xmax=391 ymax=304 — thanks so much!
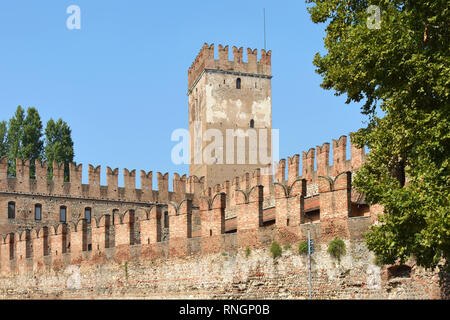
xmin=236 ymin=78 xmax=241 ymax=89
xmin=35 ymin=204 xmax=42 ymax=221
xmin=85 ymin=207 xmax=91 ymax=223
xmin=59 ymin=206 xmax=67 ymax=223
xmin=8 ymin=202 xmax=15 ymax=219
xmin=250 ymin=119 xmax=255 ymax=128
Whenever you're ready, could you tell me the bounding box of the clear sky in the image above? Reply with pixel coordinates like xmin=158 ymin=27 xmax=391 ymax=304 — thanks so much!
xmin=0 ymin=0 xmax=368 ymax=189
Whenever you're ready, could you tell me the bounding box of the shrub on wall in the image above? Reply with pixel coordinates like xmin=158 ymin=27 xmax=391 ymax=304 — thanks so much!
xmin=327 ymin=238 xmax=346 ymax=263
xmin=270 ymin=241 xmax=282 ymax=259
xmin=245 ymin=247 xmax=251 ymax=258
xmin=298 ymin=241 xmax=308 ymax=255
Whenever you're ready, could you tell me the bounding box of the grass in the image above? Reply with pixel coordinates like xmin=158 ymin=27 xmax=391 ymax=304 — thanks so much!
xmin=270 ymin=241 xmax=282 ymax=259
xmin=298 ymin=241 xmax=308 ymax=255
xmin=327 ymin=237 xmax=346 ymax=263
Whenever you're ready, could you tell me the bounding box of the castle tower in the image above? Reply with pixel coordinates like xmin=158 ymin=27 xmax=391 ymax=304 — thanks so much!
xmin=188 ymin=43 xmax=273 ymax=188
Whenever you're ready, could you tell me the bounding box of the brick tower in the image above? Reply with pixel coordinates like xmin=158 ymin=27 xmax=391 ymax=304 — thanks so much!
xmin=188 ymin=43 xmax=273 ymax=188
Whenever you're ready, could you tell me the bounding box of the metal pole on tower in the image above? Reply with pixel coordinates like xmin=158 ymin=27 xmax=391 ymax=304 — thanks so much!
xmin=263 ymin=8 xmax=266 ymax=51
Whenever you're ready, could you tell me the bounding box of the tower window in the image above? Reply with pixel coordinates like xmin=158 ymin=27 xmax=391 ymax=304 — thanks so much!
xmin=60 ymin=206 xmax=67 ymax=222
xmin=250 ymin=119 xmax=255 ymax=128
xmin=8 ymin=201 xmax=15 ymax=219
xmin=35 ymin=204 xmax=42 ymax=221
xmin=236 ymin=78 xmax=241 ymax=89
xmin=85 ymin=207 xmax=91 ymax=223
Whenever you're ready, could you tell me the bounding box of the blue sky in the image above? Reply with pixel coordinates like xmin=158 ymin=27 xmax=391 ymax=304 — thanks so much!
xmin=0 ymin=1 xmax=368 ymax=189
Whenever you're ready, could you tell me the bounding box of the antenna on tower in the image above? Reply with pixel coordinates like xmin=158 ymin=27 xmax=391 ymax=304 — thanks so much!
xmin=263 ymin=8 xmax=267 ymax=51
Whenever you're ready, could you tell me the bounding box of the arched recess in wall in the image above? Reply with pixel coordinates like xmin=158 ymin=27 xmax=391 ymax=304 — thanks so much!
xmin=236 ymin=78 xmax=241 ymax=89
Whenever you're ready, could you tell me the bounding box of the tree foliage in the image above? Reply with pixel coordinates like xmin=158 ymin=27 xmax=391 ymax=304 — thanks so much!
xmin=306 ymin=0 xmax=449 ymax=269
xmin=2 ymin=107 xmax=75 ymax=181
xmin=6 ymin=106 xmax=44 ymax=176
xmin=7 ymin=106 xmax=26 ymax=176
xmin=22 ymin=107 xmax=44 ymax=176
xmin=0 ymin=121 xmax=7 ymax=158
xmin=44 ymin=118 xmax=75 ymax=181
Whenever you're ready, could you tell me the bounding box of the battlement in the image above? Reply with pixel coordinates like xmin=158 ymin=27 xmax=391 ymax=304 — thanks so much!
xmin=188 ymin=43 xmax=272 ymax=91
xmin=0 ymin=168 xmax=377 ymax=277
xmin=0 ymin=132 xmax=374 ymax=276
xmin=197 ymin=132 xmax=365 ymax=204
xmin=0 ymin=158 xmax=199 ymax=205
xmin=0 ymin=132 xmax=364 ymax=213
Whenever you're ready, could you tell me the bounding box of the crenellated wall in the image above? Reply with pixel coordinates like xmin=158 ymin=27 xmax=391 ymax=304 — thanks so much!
xmin=0 ymin=133 xmax=367 ymax=274
xmin=0 ymin=158 xmax=203 ymax=235
xmin=187 ymin=43 xmax=271 ymax=91
xmin=0 ymin=133 xmax=447 ymax=299
xmin=0 ymin=159 xmax=198 ymax=204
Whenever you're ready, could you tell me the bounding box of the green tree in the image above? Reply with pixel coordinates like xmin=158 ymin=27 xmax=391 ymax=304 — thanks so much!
xmin=44 ymin=118 xmax=75 ymax=181
xmin=0 ymin=121 xmax=7 ymax=158
xmin=22 ymin=107 xmax=44 ymax=177
xmin=6 ymin=106 xmax=25 ymax=176
xmin=306 ymin=0 xmax=449 ymax=269
xmin=6 ymin=106 xmax=44 ymax=176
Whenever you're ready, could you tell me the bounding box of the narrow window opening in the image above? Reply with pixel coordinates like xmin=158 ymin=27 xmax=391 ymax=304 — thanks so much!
xmin=85 ymin=207 xmax=91 ymax=224
xmin=129 ymin=210 xmax=136 ymax=246
xmin=25 ymin=230 xmax=32 ymax=259
xmin=236 ymin=78 xmax=241 ymax=89
xmin=8 ymin=201 xmax=15 ymax=219
xmin=82 ymin=220 xmax=88 ymax=252
xmin=164 ymin=211 xmax=169 ymax=228
xmin=250 ymin=119 xmax=255 ymax=128
xmin=105 ymin=214 xmax=111 ymax=249
xmin=210 ymin=229 xmax=212 ymax=237
xmin=43 ymin=227 xmax=49 ymax=256
xmin=62 ymin=224 xmax=68 ymax=254
xmin=59 ymin=206 xmax=67 ymax=223
xmin=9 ymin=233 xmax=15 ymax=260
xmin=35 ymin=204 xmax=42 ymax=221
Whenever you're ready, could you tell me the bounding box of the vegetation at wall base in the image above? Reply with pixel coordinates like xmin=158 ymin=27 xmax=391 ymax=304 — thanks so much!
xmin=270 ymin=241 xmax=282 ymax=259
xmin=328 ymin=237 xmax=346 ymax=263
xmin=298 ymin=241 xmax=308 ymax=255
